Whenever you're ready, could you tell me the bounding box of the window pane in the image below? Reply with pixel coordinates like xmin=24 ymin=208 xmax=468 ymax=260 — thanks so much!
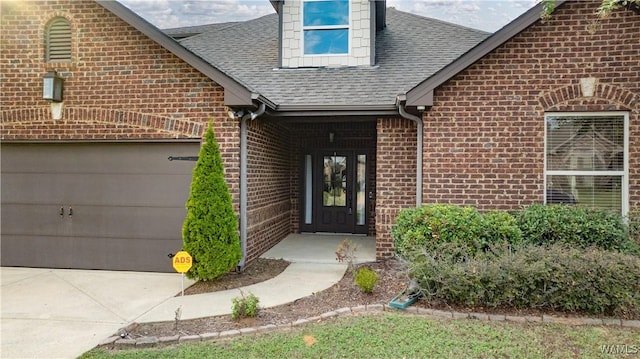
xmin=304 ymin=155 xmax=313 ymax=224
xmin=304 ymin=29 xmax=348 ymax=54
xmin=303 ymin=0 xmax=349 ymax=26
xmin=547 ymin=175 xmax=622 ymax=212
xmin=356 ymin=155 xmax=366 ymax=225
xmin=546 ymin=116 xmax=624 ymax=171
xmin=323 ymin=155 xmax=346 ymax=207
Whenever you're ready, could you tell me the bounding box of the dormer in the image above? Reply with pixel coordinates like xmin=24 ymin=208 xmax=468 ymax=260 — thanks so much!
xmin=271 ymin=0 xmax=386 ymax=68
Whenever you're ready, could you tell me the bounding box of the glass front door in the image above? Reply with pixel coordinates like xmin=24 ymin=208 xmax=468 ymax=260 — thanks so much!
xmin=301 ymin=150 xmax=368 ymax=234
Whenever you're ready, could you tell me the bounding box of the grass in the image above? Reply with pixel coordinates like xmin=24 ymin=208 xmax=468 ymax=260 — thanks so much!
xmin=80 ymin=313 xmax=640 ymax=358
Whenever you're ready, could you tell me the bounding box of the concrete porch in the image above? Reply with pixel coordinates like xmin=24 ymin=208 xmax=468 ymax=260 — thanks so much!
xmin=261 ymin=233 xmax=376 ymax=264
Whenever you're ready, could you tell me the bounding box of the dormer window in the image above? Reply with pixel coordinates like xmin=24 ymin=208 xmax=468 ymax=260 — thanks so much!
xmin=302 ymin=0 xmax=349 ymax=55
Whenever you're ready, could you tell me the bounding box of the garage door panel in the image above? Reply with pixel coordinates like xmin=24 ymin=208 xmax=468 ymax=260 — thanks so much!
xmin=1 ymin=204 xmax=70 ymax=236
xmin=0 ymin=235 xmax=179 ymax=272
xmin=66 ymin=205 xmax=186 ymax=240
xmin=2 ymin=173 xmax=192 ymax=207
xmin=2 ymin=204 xmax=186 ymax=240
xmin=1 ymin=142 xmax=199 ymax=272
xmin=1 ymin=143 xmax=198 ymax=174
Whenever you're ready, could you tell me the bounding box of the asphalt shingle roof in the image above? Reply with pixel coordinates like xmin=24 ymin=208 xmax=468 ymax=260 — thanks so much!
xmin=174 ymin=8 xmax=489 ymax=109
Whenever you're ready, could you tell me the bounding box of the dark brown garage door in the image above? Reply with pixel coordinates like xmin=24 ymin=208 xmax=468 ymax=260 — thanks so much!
xmin=1 ymin=142 xmax=199 ymax=272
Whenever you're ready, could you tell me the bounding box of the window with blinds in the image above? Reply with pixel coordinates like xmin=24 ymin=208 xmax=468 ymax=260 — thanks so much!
xmin=545 ymin=112 xmax=628 ymax=214
xmin=46 ymin=17 xmax=71 ymax=62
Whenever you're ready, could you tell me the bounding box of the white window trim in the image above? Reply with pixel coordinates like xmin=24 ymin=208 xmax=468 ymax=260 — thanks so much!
xmin=301 ymin=0 xmax=351 ymax=57
xmin=544 ymin=111 xmax=629 ymax=215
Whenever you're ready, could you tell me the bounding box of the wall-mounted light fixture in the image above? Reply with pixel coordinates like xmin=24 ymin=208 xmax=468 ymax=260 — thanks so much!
xmin=43 ymin=70 xmax=64 ymax=102
xmin=228 ymin=109 xmax=260 ymax=121
xmin=329 ymin=130 xmax=335 ymax=143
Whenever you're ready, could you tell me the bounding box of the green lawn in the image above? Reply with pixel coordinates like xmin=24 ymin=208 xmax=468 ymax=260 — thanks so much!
xmin=81 ymin=313 xmax=640 ymax=359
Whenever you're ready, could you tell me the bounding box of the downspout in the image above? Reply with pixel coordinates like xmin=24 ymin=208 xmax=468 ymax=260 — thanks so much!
xmin=396 ymin=97 xmax=423 ymax=207
xmin=238 ymin=102 xmax=265 ymax=271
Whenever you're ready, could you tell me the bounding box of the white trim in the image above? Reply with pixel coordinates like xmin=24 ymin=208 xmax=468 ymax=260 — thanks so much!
xmin=544 ymin=111 xmax=629 ymax=215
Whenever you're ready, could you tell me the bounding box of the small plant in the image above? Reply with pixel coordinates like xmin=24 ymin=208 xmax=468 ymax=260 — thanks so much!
xmin=354 ymin=267 xmax=379 ymax=293
xmin=336 ymin=239 xmax=358 ymax=271
xmin=231 ymin=290 xmax=260 ymax=320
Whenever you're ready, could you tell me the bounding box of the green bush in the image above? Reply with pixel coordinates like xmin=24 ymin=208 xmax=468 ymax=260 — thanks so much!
xmin=354 ymin=267 xmax=379 ymax=293
xmin=482 ymin=210 xmax=522 ymax=246
xmin=231 ymin=291 xmax=260 ymax=319
xmin=409 ymin=244 xmax=640 ymax=317
xmin=392 ymin=204 xmax=522 ymax=259
xmin=516 ymin=204 xmax=635 ymax=254
xmin=626 ymin=207 xmax=640 ymax=253
xmin=392 ymin=204 xmax=486 ymax=258
xmin=182 ymin=124 xmax=242 ymax=281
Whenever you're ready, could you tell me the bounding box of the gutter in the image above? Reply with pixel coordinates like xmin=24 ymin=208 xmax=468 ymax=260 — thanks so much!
xmin=396 ymin=95 xmax=423 ymax=207
xmin=237 ymin=102 xmax=266 ymax=271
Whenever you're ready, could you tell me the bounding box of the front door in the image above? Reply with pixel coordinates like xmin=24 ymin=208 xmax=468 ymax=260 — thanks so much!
xmin=301 ymin=150 xmax=368 ymax=234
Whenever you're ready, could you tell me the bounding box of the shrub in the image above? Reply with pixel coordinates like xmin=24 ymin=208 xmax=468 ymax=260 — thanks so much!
xmin=354 ymin=267 xmax=379 ymax=293
xmin=231 ymin=291 xmax=260 ymax=319
xmin=626 ymin=207 xmax=640 ymax=253
xmin=482 ymin=210 xmax=522 ymax=247
xmin=515 ymin=204 xmax=634 ymax=254
xmin=182 ymin=124 xmax=242 ymax=281
xmin=392 ymin=204 xmax=522 ymax=259
xmin=392 ymin=204 xmax=486 ymax=259
xmin=409 ymin=244 xmax=640 ymax=317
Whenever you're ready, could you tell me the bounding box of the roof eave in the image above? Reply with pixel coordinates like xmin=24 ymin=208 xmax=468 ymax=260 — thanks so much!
xmin=405 ymin=0 xmax=567 ymax=107
xmin=267 ymin=104 xmax=399 ymax=118
xmin=96 ymin=0 xmax=259 ymax=107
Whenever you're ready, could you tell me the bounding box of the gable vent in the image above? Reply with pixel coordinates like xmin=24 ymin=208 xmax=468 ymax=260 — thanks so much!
xmin=46 ymin=17 xmax=71 ymax=62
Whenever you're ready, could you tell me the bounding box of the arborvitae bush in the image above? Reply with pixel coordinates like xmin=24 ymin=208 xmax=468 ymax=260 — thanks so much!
xmin=182 ymin=124 xmax=242 ymax=281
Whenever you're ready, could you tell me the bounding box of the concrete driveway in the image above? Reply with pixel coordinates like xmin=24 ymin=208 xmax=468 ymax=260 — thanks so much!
xmin=0 ymin=234 xmax=375 ymax=358
xmin=1 ymin=267 xmax=192 ymax=358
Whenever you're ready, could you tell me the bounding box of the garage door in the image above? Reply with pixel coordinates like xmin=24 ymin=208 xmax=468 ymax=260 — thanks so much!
xmin=1 ymin=142 xmax=199 ymax=272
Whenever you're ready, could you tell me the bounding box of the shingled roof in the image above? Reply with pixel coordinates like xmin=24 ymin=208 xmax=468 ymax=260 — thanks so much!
xmin=172 ymin=8 xmax=489 ymax=114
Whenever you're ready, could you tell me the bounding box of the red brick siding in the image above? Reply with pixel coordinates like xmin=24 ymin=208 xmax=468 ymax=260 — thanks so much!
xmin=245 ymin=120 xmax=292 ymax=263
xmin=0 ymin=0 xmax=241 ymax=222
xmin=374 ymin=2 xmax=638 ymax=257
xmin=423 ymin=1 xmax=639 ymax=211
xmin=375 ymin=118 xmax=417 ymax=258
xmin=0 ymin=0 xmax=229 ymax=142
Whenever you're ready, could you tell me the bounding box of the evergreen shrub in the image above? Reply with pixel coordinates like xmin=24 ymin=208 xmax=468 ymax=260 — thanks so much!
xmin=354 ymin=267 xmax=379 ymax=293
xmin=516 ymin=204 xmax=636 ymax=254
xmin=409 ymin=244 xmax=640 ymax=317
xmin=392 ymin=204 xmax=521 ymax=259
xmin=182 ymin=124 xmax=242 ymax=281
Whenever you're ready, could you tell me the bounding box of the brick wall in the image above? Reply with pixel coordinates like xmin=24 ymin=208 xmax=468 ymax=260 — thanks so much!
xmin=0 ymin=0 xmax=240 ymax=201
xmin=422 ymin=1 xmax=639 ymax=211
xmin=245 ymin=120 xmax=292 ymax=263
xmin=374 ymin=2 xmax=638 ymax=258
xmin=375 ymin=117 xmax=417 ymax=258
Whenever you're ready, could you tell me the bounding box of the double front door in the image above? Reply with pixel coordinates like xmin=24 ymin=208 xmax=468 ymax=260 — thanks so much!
xmin=301 ymin=150 xmax=368 ymax=234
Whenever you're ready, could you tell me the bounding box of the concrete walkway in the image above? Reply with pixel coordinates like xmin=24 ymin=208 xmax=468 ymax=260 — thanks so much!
xmin=0 ymin=234 xmax=375 ymax=358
